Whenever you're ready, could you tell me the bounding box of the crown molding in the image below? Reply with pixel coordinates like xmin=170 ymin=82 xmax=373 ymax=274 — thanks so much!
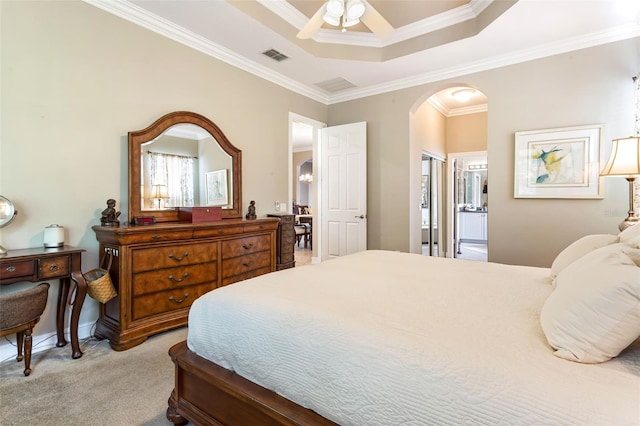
xmin=259 ymin=0 xmax=485 ymax=48
xmin=83 ymin=0 xmax=640 ymax=107
xmin=427 ymin=96 xmax=488 ymax=117
xmin=84 ymin=0 xmax=330 ymax=104
xmin=328 ymin=24 xmax=640 ymax=104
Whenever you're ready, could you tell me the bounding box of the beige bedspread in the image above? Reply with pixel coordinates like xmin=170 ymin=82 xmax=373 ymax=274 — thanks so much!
xmin=188 ymin=250 xmax=640 ymax=425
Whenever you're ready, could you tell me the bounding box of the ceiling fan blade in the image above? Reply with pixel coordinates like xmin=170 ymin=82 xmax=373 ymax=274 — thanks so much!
xmin=297 ymin=5 xmax=327 ymax=39
xmin=360 ymin=2 xmax=394 ymax=40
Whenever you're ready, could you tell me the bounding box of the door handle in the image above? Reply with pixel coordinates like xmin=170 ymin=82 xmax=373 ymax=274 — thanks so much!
xmin=355 ymin=214 xmax=367 ymax=219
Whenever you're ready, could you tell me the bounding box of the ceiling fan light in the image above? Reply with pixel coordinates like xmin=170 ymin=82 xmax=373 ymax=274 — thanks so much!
xmin=342 ymin=17 xmax=359 ymax=28
xmin=323 ymin=11 xmax=341 ymax=26
xmin=345 ymin=0 xmax=365 ymax=20
xmin=325 ymin=0 xmax=344 ymax=17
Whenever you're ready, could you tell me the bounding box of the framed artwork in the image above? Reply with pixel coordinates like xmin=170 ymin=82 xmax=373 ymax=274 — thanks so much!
xmin=205 ymin=169 xmax=229 ymax=206
xmin=514 ymin=124 xmax=603 ymax=199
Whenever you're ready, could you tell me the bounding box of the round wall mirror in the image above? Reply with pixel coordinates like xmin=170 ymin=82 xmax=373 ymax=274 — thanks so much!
xmin=0 ymin=195 xmax=18 ymax=254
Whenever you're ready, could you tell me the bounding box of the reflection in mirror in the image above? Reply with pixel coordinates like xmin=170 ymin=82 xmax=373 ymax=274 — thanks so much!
xmin=129 ymin=111 xmax=242 ymax=223
xmin=464 ymin=170 xmax=488 ymax=209
xmin=141 ymin=124 xmax=233 ymax=211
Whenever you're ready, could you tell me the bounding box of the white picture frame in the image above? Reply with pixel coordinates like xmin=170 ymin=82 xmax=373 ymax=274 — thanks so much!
xmin=514 ymin=124 xmax=604 ymax=199
xmin=205 ymin=169 xmax=229 ymax=206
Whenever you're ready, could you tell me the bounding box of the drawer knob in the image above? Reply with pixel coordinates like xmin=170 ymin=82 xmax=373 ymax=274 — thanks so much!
xmin=152 ymin=235 xmax=162 ymax=240
xmin=169 ymin=293 xmax=189 ymax=304
xmin=168 ymin=252 xmax=189 ymax=262
xmin=242 ymin=243 xmax=254 ymax=250
xmin=168 ymin=272 xmax=189 ymax=283
xmin=5 ymin=266 xmax=16 ymax=272
xmin=242 ymin=261 xmax=253 ymax=268
xmin=49 ymin=263 xmax=59 ymax=272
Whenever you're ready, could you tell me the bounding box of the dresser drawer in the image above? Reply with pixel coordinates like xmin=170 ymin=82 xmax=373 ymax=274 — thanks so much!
xmin=39 ymin=256 xmax=70 ymax=279
xmin=0 ymin=260 xmax=35 ymax=281
xmin=222 ymin=235 xmax=271 ymax=259
xmin=221 ymin=251 xmax=271 ymax=279
xmin=118 ymin=230 xmax=194 ymax=245
xmin=193 ymin=226 xmax=244 ymax=239
xmin=132 ymin=282 xmax=213 ymax=321
xmin=132 ymin=242 xmax=217 ymax=273
xmin=221 ymin=266 xmax=272 ymax=286
xmin=132 ymin=262 xmax=217 ymax=296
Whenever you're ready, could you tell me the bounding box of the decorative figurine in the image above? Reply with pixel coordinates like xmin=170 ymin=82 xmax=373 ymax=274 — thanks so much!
xmin=246 ymin=200 xmax=257 ymax=220
xmin=100 ymin=199 xmax=121 ymax=227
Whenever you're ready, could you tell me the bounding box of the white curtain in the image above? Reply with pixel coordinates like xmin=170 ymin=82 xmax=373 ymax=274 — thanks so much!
xmin=148 ymin=152 xmax=195 ymax=207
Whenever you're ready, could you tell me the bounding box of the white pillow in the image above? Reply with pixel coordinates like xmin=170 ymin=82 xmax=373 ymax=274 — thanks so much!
xmin=619 ymin=223 xmax=640 ymax=248
xmin=550 ymin=234 xmax=618 ymax=280
xmin=540 ymin=243 xmax=640 ymax=363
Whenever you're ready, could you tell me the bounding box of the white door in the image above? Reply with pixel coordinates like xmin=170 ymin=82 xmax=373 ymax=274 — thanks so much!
xmin=320 ymin=122 xmax=367 ymax=260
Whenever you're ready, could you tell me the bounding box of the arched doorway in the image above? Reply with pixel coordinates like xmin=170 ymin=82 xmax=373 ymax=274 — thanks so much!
xmin=410 ymin=85 xmax=488 ymax=260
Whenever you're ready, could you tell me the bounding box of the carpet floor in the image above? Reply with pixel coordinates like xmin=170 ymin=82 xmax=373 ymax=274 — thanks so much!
xmin=0 ymin=327 xmax=187 ymax=426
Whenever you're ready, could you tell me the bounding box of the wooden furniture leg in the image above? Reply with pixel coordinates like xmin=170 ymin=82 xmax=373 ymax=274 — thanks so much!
xmin=55 ymin=277 xmax=69 ymax=348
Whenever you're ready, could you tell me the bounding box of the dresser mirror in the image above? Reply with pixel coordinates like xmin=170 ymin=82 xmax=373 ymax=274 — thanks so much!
xmin=129 ymin=111 xmax=242 ymax=223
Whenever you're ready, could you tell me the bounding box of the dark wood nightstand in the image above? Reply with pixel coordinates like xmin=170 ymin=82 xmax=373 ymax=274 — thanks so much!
xmin=268 ymin=213 xmax=296 ymax=270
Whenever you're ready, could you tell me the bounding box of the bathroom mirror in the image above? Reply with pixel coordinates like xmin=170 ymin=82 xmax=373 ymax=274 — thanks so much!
xmin=129 ymin=111 xmax=242 ymax=223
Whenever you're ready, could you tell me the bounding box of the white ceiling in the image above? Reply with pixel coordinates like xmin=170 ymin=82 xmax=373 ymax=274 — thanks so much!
xmin=85 ymin=0 xmax=639 ymax=149
xmin=86 ymin=0 xmax=640 ymax=106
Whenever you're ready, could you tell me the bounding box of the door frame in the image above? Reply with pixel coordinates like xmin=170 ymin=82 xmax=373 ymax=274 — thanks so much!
xmin=445 ymin=150 xmax=487 ymax=258
xmin=288 ymin=113 xmax=326 ymax=264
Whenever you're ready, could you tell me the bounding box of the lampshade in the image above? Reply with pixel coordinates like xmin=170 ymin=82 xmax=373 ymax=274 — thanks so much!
xmin=151 ymin=184 xmax=169 ymax=199
xmin=600 ymin=136 xmax=640 ymax=176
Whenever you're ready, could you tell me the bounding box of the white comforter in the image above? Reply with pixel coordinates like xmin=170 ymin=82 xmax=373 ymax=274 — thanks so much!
xmin=188 ymin=250 xmax=640 ymax=425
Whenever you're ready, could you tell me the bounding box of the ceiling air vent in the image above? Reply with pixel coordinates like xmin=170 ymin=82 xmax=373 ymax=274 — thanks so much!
xmin=262 ymin=49 xmax=289 ymax=62
xmin=315 ymin=77 xmax=356 ymax=93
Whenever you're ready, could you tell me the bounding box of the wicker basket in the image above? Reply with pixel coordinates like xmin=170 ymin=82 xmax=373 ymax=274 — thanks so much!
xmin=84 ymin=253 xmax=117 ymax=304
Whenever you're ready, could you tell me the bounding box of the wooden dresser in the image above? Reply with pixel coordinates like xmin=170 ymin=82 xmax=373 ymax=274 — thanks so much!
xmin=92 ymin=218 xmax=279 ymax=351
xmin=267 ymin=213 xmax=295 ymax=270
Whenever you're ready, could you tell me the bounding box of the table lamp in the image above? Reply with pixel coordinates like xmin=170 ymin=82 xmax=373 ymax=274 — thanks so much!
xmin=600 ymin=136 xmax=640 ymax=231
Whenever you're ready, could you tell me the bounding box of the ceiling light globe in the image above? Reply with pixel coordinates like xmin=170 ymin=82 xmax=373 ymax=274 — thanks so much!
xmin=323 ymin=11 xmax=341 ymax=26
xmin=326 ymin=0 xmax=344 ymax=17
xmin=346 ymin=0 xmax=365 ymax=20
xmin=342 ymin=18 xmax=360 ymax=28
xmin=452 ymin=88 xmax=476 ymax=103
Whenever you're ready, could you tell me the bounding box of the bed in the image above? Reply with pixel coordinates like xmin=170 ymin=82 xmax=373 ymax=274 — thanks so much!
xmin=167 ymin=247 xmax=640 ymax=425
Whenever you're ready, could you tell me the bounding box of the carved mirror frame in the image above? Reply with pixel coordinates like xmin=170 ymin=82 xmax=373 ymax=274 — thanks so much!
xmin=129 ymin=111 xmax=242 ymax=223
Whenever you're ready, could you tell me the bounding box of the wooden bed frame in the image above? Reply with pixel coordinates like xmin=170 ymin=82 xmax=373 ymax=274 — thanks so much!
xmin=167 ymin=341 xmax=337 ymax=426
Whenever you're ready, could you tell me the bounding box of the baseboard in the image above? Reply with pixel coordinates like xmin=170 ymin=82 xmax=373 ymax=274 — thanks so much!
xmin=0 ymin=320 xmax=96 ymax=364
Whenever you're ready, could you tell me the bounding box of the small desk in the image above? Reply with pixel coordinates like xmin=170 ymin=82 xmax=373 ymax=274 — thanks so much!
xmin=0 ymin=246 xmax=87 ymax=359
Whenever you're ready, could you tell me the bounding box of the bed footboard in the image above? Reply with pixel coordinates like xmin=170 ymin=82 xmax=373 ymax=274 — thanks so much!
xmin=167 ymin=341 xmax=337 ymax=426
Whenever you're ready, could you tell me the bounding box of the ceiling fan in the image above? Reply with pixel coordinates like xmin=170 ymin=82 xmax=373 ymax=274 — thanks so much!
xmin=297 ymin=0 xmax=394 ymax=40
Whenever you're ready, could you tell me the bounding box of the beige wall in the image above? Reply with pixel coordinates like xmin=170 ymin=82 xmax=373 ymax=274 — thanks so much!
xmin=329 ymin=38 xmax=639 ymax=264
xmin=409 ymin=101 xmax=447 ymax=251
xmin=2 ymin=1 xmax=639 ymax=350
xmin=0 ymin=1 xmax=326 ymax=341
xmin=447 ymin=112 xmax=488 ymax=153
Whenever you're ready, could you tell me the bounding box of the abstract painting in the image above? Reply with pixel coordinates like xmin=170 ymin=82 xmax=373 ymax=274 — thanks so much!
xmin=514 ymin=125 xmax=603 ymax=198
